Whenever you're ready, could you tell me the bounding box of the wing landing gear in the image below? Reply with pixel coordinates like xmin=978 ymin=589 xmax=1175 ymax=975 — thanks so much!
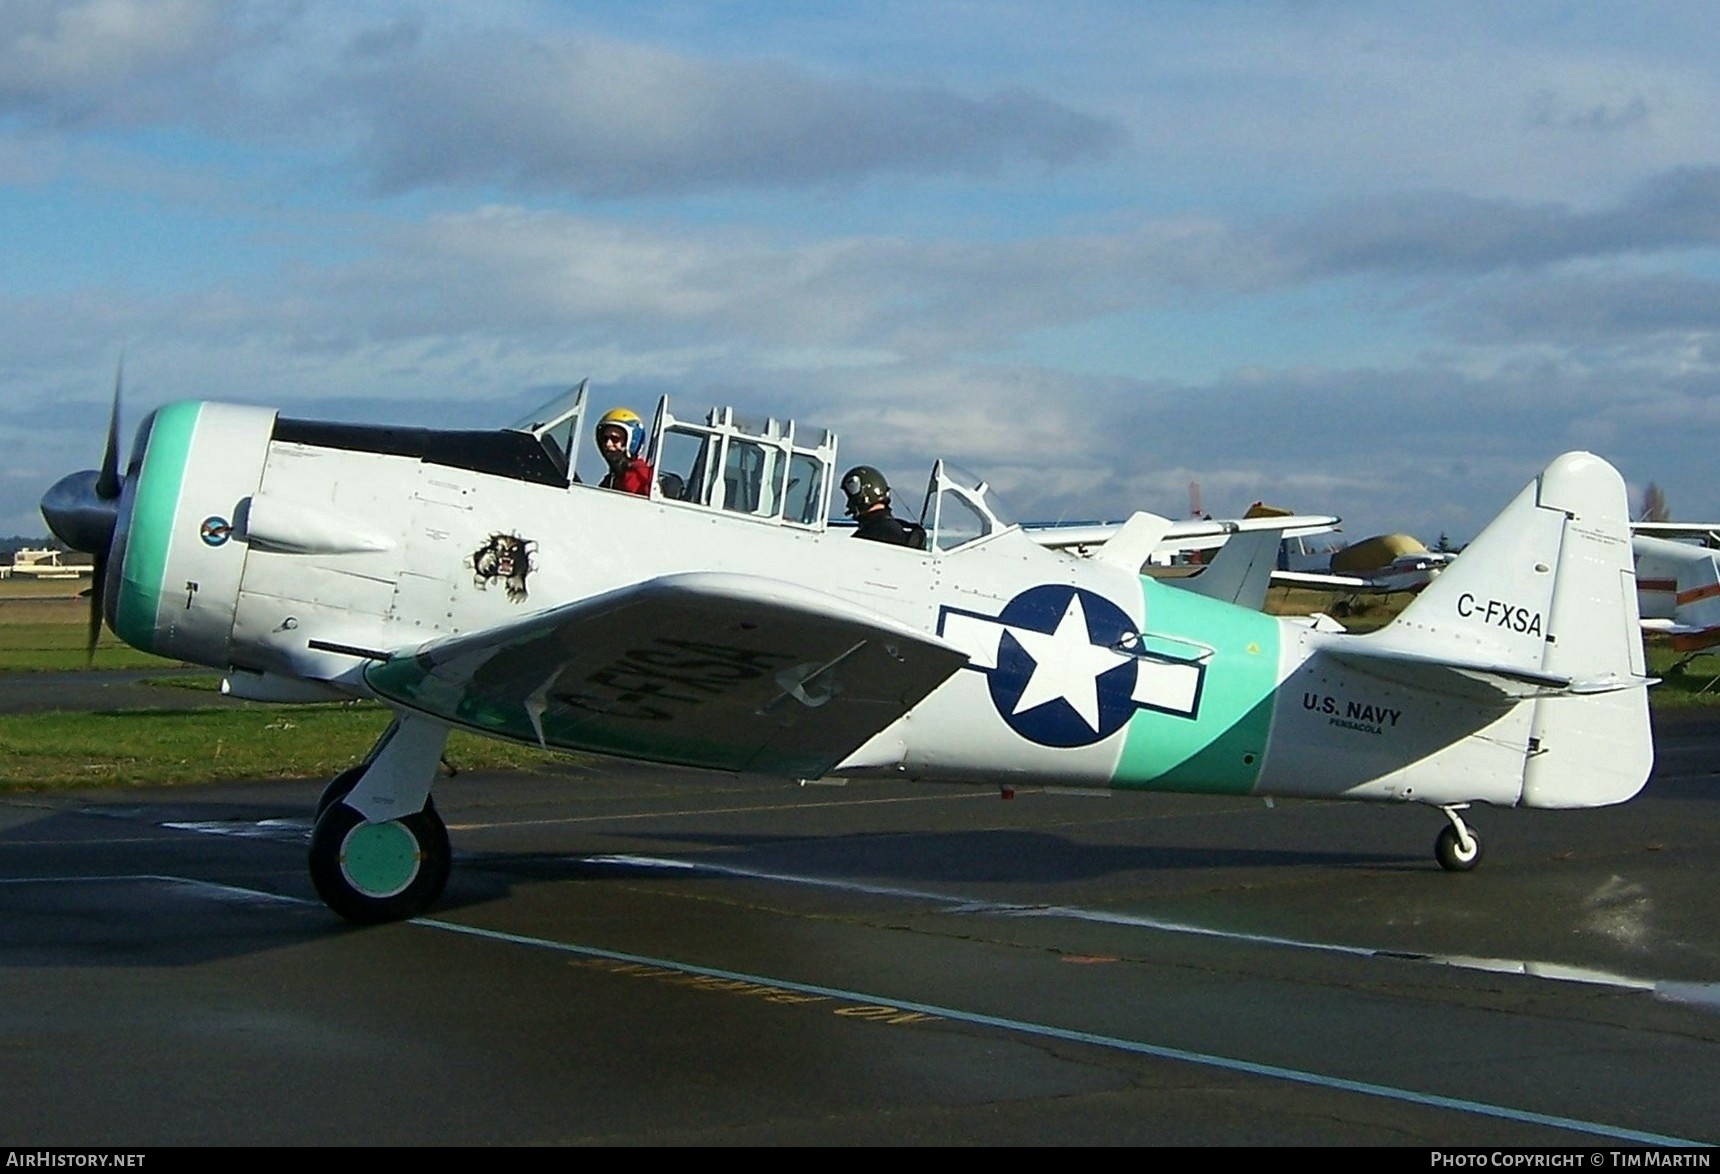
xmin=1434 ymin=805 xmax=1482 ymax=872
xmin=308 ymin=713 xmax=453 ymax=923
xmin=310 ymin=799 xmax=449 ymax=923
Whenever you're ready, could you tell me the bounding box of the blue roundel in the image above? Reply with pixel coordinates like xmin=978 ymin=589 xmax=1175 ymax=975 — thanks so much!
xmin=987 ymin=585 xmax=1139 ymax=748
xmin=199 ymin=516 xmax=232 ymax=547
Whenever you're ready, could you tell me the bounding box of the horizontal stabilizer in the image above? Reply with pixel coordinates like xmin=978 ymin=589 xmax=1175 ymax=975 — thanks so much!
xmin=1326 ymin=642 xmax=1651 ymax=704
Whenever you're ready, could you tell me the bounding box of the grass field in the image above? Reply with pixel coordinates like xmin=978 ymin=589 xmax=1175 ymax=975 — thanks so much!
xmin=0 ymin=583 xmax=557 ymax=789
xmin=0 ymin=578 xmax=1711 ymax=791
xmin=0 ymin=610 xmax=187 ymax=671
xmin=0 ymin=704 xmax=550 ymax=789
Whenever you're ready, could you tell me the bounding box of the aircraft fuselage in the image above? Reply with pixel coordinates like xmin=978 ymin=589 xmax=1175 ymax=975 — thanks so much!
xmin=104 ymin=400 xmax=1557 ymax=812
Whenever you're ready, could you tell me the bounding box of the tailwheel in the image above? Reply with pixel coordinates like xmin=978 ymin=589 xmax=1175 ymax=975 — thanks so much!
xmin=1433 ymin=812 xmax=1482 ymax=872
xmin=309 ymin=801 xmax=450 ymax=924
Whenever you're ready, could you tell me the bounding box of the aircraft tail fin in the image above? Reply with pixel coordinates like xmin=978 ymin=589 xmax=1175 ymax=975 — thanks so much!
xmin=1367 ymin=452 xmax=1651 ymax=808
xmin=1089 ymin=511 xmax=1174 ymax=572
xmin=1168 ymin=527 xmax=1282 ymax=609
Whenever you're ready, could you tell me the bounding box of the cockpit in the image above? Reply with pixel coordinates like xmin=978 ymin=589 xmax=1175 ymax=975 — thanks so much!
xmin=650 ymin=402 xmax=836 ymax=526
xmin=507 ymin=382 xmax=1016 ymax=553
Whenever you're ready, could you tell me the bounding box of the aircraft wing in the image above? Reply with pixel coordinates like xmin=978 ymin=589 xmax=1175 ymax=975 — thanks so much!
xmin=1027 ymin=514 xmax=1338 ymax=554
xmin=1631 ymin=522 xmax=1720 ymax=544
xmin=1272 ymin=554 xmax=1452 ymax=595
xmin=1163 ymin=514 xmax=1340 ymax=547
xmin=1639 ymin=618 xmax=1712 ymax=635
xmin=1023 ymin=522 xmax=1125 ymax=550
xmin=1270 ymin=568 xmax=1380 ymax=591
xmin=1640 ymin=618 xmax=1720 ymax=651
xmin=363 ymin=572 xmax=969 ymax=778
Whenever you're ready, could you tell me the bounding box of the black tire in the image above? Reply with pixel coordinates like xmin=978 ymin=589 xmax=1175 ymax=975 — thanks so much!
xmin=309 ymin=801 xmax=450 ymax=924
xmin=1434 ymin=823 xmax=1482 ymax=872
xmin=317 ymin=764 xmax=440 ymax=820
xmin=316 ymin=765 xmax=367 ymax=819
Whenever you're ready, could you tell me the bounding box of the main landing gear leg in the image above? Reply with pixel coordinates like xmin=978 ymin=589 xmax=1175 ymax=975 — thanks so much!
xmin=309 ymin=713 xmax=452 ymax=924
xmin=1434 ymin=804 xmax=1482 ymax=872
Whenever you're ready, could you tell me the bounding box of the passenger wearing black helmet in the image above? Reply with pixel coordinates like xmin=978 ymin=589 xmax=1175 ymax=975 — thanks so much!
xmin=841 ymin=465 xmax=927 ymax=549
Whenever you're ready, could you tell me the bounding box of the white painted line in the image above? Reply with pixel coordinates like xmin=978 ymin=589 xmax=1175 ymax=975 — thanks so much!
xmin=578 ymin=854 xmax=1720 ymax=1010
xmin=419 ymin=913 xmax=1708 ymax=1148
xmin=119 ymin=815 xmax=1720 ymax=1012
xmin=0 ymin=871 xmax=1707 ymax=1145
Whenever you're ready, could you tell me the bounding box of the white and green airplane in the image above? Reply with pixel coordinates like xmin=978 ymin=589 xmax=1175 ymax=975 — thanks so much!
xmin=41 ymin=382 xmax=1654 ymax=924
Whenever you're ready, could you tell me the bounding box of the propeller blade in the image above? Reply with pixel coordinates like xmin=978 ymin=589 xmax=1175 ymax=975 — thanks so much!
xmin=96 ymin=358 xmax=123 ymax=501
xmin=86 ymin=551 xmax=107 ymax=664
xmin=43 ymin=355 xmax=129 ymax=661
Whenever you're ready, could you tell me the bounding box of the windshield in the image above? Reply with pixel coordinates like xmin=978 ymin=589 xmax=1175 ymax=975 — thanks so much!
xmin=939 ymin=464 xmax=1014 ymax=527
xmin=505 ymin=381 xmax=587 ymax=481
xmin=918 ymin=461 xmax=1016 ymax=551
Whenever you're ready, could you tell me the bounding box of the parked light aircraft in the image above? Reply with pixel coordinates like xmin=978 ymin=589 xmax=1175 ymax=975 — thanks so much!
xmin=1054 ymin=503 xmax=1449 ymax=605
xmin=1632 ymin=525 xmax=1720 ymax=658
xmin=41 ymin=382 xmax=1653 ymax=923
xmin=1025 ymin=513 xmax=1340 ymax=566
xmin=1269 ymin=522 xmax=1455 ymax=595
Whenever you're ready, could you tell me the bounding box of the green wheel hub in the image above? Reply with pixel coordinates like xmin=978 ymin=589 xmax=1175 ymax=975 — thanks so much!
xmin=339 ymin=819 xmax=423 ymax=898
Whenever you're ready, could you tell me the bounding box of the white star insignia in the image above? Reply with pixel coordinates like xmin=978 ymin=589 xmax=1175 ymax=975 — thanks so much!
xmin=1006 ymin=594 xmax=1133 ymax=731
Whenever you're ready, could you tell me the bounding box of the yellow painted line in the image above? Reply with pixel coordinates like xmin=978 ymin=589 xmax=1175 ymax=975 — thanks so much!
xmin=566 ymin=957 xmax=939 ymax=1025
xmin=419 ymin=913 xmax=1707 ymax=1148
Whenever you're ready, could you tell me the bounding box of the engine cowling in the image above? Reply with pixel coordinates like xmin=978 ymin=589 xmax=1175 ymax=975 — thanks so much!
xmin=108 ymin=401 xmax=277 ymax=669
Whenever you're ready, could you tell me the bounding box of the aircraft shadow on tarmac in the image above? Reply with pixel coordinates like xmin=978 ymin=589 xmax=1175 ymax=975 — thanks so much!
xmin=3 ymin=760 xmax=1711 ymax=979
xmin=484 ymin=828 xmax=1420 ymax=886
xmin=0 ymin=790 xmax=1426 ymax=970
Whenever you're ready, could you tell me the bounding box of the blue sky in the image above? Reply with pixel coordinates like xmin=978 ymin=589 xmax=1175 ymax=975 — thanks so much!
xmin=6 ymin=0 xmax=1720 ymax=542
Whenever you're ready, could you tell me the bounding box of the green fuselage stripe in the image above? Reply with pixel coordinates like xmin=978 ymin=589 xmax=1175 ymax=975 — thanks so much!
xmin=114 ymin=402 xmax=200 ymax=652
xmin=1113 ymin=578 xmax=1281 ymax=794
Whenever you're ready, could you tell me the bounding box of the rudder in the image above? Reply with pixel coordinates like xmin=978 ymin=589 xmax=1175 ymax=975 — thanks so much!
xmin=1521 ymin=453 xmax=1651 ymax=807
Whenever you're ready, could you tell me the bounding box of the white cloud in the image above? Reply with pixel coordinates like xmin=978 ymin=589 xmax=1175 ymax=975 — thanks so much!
xmin=0 ymin=0 xmax=226 ymax=117
xmin=333 ymin=29 xmax=1122 ymax=196
xmin=0 ymin=4 xmax=1123 ymax=196
xmin=10 ymin=1 xmax=1720 ymax=547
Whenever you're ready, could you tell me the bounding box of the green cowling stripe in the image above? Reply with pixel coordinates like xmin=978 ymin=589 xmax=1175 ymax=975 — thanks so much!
xmin=1113 ymin=578 xmax=1280 ymax=794
xmin=113 ymin=402 xmax=201 ymax=653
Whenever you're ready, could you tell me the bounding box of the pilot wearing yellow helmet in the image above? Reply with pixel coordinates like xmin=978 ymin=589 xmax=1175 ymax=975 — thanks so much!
xmin=594 ymin=407 xmax=653 ymax=496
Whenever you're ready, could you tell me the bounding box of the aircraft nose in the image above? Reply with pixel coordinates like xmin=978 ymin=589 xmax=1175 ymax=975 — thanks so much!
xmin=41 ymin=468 xmax=118 ymax=555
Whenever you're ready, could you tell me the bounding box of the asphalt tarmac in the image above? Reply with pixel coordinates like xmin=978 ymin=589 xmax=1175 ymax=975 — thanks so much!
xmin=0 ymin=675 xmax=1716 ymax=1146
